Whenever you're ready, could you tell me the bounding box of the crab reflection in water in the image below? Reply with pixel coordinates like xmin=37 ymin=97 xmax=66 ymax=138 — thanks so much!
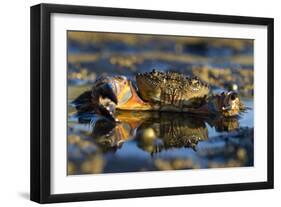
xmin=67 ymin=111 xmax=252 ymax=175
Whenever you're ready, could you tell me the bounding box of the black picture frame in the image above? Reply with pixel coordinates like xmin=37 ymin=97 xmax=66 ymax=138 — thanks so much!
xmin=30 ymin=3 xmax=274 ymax=203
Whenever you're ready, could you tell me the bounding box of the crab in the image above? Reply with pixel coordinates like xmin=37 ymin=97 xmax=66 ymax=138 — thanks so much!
xmin=76 ymin=111 xmax=240 ymax=154
xmin=72 ymin=69 xmax=245 ymax=121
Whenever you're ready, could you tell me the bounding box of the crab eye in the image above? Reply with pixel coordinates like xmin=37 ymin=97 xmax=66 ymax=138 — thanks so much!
xmin=192 ymin=80 xmax=198 ymax=85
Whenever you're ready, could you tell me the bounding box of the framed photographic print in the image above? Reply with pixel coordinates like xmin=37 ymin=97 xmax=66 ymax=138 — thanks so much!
xmin=30 ymin=3 xmax=274 ymax=203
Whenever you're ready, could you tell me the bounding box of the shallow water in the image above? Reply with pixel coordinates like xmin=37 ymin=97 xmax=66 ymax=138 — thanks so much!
xmin=67 ymin=94 xmax=253 ymax=174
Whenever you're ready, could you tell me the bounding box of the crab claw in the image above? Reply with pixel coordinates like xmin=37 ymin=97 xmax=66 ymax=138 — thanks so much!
xmin=91 ymin=76 xmax=119 ymax=121
xmin=215 ymin=91 xmax=245 ymax=117
xmin=72 ymin=75 xmax=119 ymax=117
xmin=92 ymin=78 xmax=118 ymax=104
